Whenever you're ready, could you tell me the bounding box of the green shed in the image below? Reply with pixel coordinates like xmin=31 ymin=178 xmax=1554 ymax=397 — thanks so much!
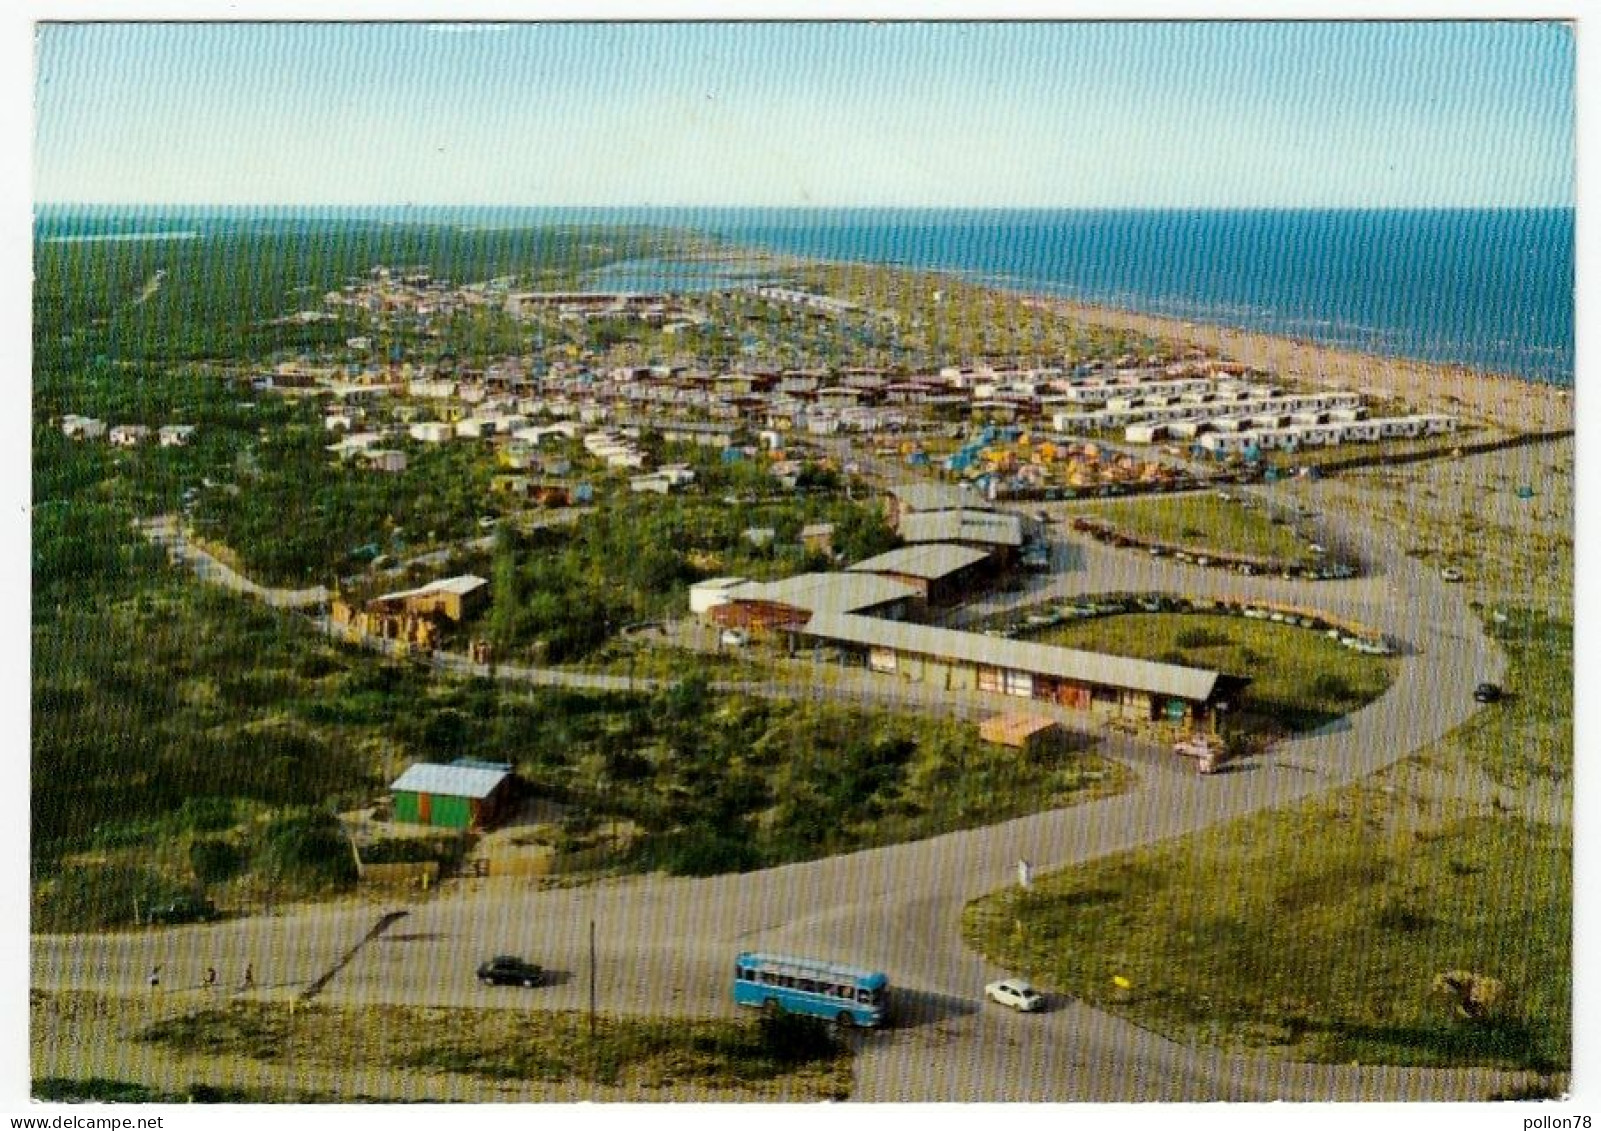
xmin=390 ymin=761 xmax=515 ymax=831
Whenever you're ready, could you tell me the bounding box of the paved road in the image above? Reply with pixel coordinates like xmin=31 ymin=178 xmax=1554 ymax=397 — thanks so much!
xmin=139 ymin=516 xmax=330 ymax=609
xmin=67 ymin=484 xmax=1528 ymax=1101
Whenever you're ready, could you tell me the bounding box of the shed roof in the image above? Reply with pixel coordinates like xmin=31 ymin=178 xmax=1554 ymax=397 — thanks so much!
xmin=690 ymin=576 xmax=750 ymax=593
xmin=375 ymin=574 xmax=489 ymax=603
xmin=727 ymin=573 xmax=918 ymax=617
xmin=979 ymin=712 xmax=1063 ymax=747
xmin=899 ymin=510 xmax=1024 ymax=548
xmin=886 ymin=483 xmax=994 ymax=514
xmin=802 ymin=613 xmax=1223 ymax=703
xmin=390 ymin=762 xmax=511 ymax=799
xmin=848 ymin=543 xmax=992 ymax=580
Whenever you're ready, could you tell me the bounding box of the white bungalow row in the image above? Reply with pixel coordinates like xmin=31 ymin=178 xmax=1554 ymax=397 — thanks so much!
xmin=1059 ymin=376 xmax=1241 ymax=406
xmin=1063 ymin=391 xmax=1364 ymax=434
xmin=1195 ymin=414 xmax=1457 ymax=455
xmin=456 ymin=414 xmax=530 ymax=438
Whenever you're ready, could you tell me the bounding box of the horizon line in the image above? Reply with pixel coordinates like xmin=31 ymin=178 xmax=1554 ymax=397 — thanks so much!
xmin=35 ymin=201 xmax=1577 ymax=212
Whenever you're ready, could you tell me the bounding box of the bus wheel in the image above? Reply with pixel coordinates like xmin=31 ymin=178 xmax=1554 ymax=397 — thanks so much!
xmin=835 ymin=1011 xmax=855 ymax=1029
xmin=763 ymin=998 xmax=782 ymax=1016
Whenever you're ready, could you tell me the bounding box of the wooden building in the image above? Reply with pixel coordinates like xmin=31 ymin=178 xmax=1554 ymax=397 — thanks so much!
xmin=390 ymin=760 xmax=517 ymax=831
xmin=800 ymin=612 xmax=1246 ymax=726
xmin=847 ymin=543 xmax=997 ymax=607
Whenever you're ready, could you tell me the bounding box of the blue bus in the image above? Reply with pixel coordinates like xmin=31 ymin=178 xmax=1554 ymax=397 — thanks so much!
xmin=733 ymin=952 xmax=889 ymax=1028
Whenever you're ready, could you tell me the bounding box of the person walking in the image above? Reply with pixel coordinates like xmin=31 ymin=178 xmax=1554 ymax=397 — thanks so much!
xmin=241 ymin=963 xmax=254 ymax=990
xmin=204 ymin=966 xmax=217 ymax=989
xmin=147 ymin=965 xmax=161 ymax=990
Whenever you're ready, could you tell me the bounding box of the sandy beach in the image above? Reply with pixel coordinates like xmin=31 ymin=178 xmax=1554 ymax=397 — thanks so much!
xmin=1007 ymin=293 xmax=1574 ymax=614
xmin=1028 ymin=297 xmax=1575 ymax=436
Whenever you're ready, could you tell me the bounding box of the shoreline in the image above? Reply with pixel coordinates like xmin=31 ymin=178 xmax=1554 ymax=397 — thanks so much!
xmin=772 ymin=249 xmax=1574 ymax=435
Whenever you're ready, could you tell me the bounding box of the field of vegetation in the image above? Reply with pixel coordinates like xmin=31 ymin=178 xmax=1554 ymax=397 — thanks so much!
xmin=32 ymin=555 xmax=1129 ymax=929
xmin=1072 ymin=493 xmax=1318 ymax=565
xmin=484 ymin=493 xmax=894 ymax=664
xmin=35 ymin=990 xmax=852 ymax=1102
xmin=33 ymin=215 xmax=683 ymax=367
xmin=1037 ymin=613 xmax=1396 ymax=741
xmin=964 ymin=608 xmax=1571 ymax=1074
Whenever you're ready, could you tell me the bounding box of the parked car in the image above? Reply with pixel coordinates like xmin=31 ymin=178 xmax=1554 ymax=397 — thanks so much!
xmin=1440 ymin=567 xmax=1464 ymax=583
xmin=477 ymin=955 xmax=545 ymax=987
xmin=145 ymin=897 xmax=217 ymax=926
xmin=1473 ymin=682 xmax=1503 ymax=704
xmin=985 ymin=979 xmax=1045 ymax=1012
xmin=720 ymin=629 xmax=749 ymax=647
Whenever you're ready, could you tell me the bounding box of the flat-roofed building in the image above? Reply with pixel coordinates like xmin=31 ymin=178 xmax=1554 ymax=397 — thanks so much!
xmin=60 ymin=414 xmax=107 ymax=440
xmin=370 ymin=574 xmax=489 ymax=623
xmin=848 ymin=543 xmax=996 ymax=607
xmin=708 ymin=573 xmax=920 ymax=635
xmin=689 ymin=577 xmax=749 ymax=615
xmin=390 ymin=760 xmax=516 ymax=831
xmin=885 ymin=483 xmax=995 ymax=525
xmin=899 ymin=509 xmax=1024 ymax=564
xmin=800 ymin=612 xmax=1245 ymax=725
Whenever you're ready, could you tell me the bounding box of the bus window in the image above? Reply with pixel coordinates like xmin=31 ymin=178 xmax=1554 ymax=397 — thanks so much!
xmin=799 ymin=979 xmax=817 ymax=994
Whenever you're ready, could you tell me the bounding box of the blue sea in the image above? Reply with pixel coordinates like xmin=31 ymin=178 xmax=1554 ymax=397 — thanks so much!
xmin=37 ymin=205 xmax=1574 ymax=385
xmin=683 ymin=208 xmax=1574 ymax=386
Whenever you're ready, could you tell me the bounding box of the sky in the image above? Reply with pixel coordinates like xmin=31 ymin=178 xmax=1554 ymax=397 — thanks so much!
xmin=30 ymin=21 xmax=1574 ymax=209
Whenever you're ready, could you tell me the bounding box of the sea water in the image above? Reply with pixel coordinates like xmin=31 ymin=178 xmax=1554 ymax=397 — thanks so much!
xmin=700 ymin=208 xmax=1574 ymax=387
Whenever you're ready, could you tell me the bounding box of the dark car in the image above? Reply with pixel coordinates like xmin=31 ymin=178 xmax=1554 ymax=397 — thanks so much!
xmin=1473 ymin=683 xmax=1503 ymax=704
xmin=477 ymin=955 xmax=544 ymax=987
xmin=145 ymin=897 xmax=217 ymax=926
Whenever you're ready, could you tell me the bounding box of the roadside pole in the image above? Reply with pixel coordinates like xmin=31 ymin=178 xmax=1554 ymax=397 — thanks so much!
xmin=588 ymin=917 xmax=598 ymax=1083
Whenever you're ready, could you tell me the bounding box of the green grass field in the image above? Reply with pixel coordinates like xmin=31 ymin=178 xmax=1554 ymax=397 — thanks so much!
xmin=136 ymin=998 xmax=853 ymax=1099
xmin=964 ymin=609 xmax=1572 ymax=1074
xmin=1039 ymin=613 xmax=1395 ymax=738
xmin=1430 ymin=608 xmax=1571 ymax=790
xmin=1075 ymin=494 xmax=1314 ymax=565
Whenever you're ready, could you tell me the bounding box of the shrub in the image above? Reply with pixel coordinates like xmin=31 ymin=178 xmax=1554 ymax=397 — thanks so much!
xmin=188 ymin=836 xmax=245 ymax=884
xmin=654 ymin=824 xmax=762 ymax=876
xmin=176 ymin=797 xmax=241 ymax=834
xmin=1311 ymin=673 xmax=1354 ymax=700
xmin=1373 ymin=898 xmax=1434 ymax=933
xmin=253 ymin=812 xmax=357 ymax=889
xmin=32 ymin=864 xmax=187 ymax=932
xmin=1176 ymin=627 xmax=1232 ymax=649
xmin=1431 ymin=970 xmax=1509 ymax=1023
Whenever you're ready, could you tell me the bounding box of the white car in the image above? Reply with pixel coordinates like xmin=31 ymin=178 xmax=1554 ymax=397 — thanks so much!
xmin=985 ymin=979 xmax=1044 ymax=1012
xmin=720 ymin=629 xmax=749 ymax=647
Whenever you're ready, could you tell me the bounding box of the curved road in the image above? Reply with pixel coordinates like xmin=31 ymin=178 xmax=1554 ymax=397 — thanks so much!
xmin=41 ymin=486 xmax=1526 ymax=1101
